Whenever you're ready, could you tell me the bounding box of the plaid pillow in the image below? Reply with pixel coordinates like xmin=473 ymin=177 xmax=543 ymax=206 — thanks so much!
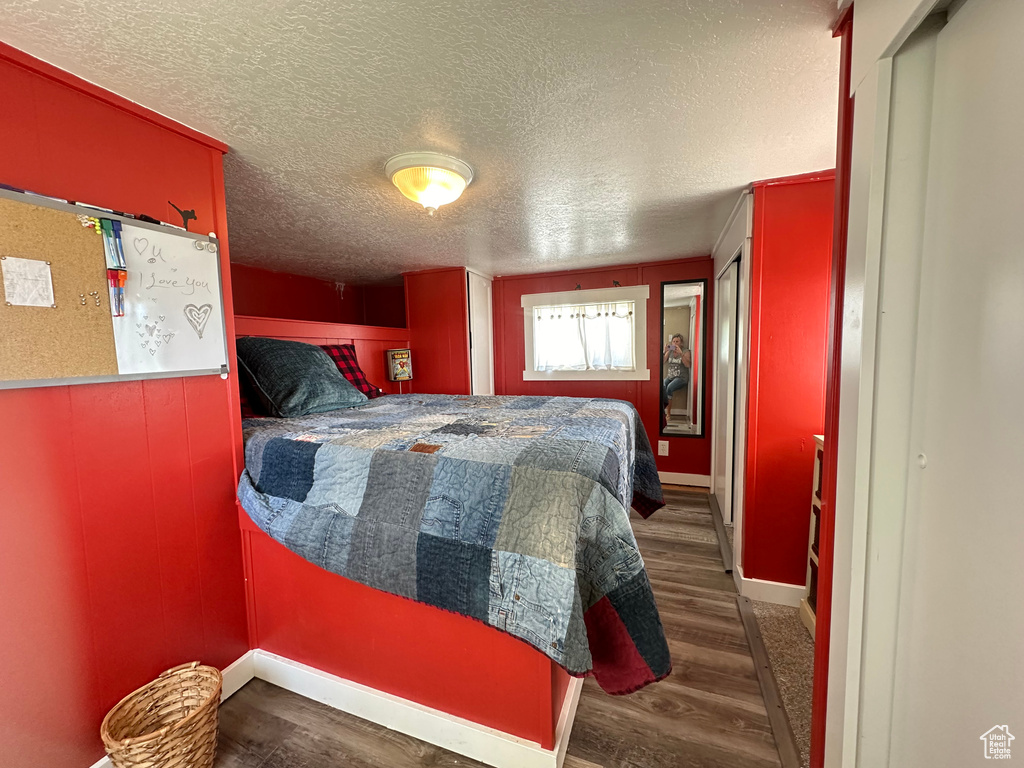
xmin=238 ymin=378 xmax=264 ymax=419
xmin=320 ymin=344 xmax=384 ymax=399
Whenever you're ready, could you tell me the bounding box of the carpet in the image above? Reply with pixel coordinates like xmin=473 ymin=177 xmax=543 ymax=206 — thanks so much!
xmin=751 ymin=600 xmax=814 ymax=768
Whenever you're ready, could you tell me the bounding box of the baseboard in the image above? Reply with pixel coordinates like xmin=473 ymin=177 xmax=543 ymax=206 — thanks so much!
xmin=707 ymin=492 xmax=734 ymax=573
xmin=252 ymin=649 xmax=582 ymax=768
xmin=799 ymin=597 xmax=816 ymax=638
xmin=221 ymin=649 xmax=256 ymax=701
xmin=658 ymin=471 xmax=711 ymax=488
xmin=734 ymin=564 xmax=805 ymax=607
xmin=89 ymin=649 xmax=582 ymax=768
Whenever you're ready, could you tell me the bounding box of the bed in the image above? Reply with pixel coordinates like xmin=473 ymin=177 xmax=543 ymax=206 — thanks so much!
xmin=231 ymin=315 xmax=669 ymax=759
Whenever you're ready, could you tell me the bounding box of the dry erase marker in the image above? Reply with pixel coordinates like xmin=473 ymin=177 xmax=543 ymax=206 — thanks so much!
xmin=117 ymin=270 xmax=127 ymax=316
xmin=107 ymin=269 xmax=120 ymax=317
xmin=111 ymin=220 xmax=127 ymax=268
xmin=74 ymin=201 xmax=134 ymax=218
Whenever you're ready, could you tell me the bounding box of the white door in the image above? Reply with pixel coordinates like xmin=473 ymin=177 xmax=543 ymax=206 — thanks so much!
xmin=870 ymin=2 xmax=1024 ymax=764
xmin=467 ymin=271 xmax=494 ymax=396
xmin=713 ymin=260 xmax=739 ymax=524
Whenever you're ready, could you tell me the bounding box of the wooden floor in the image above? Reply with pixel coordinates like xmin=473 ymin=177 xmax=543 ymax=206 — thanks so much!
xmin=216 ymin=486 xmax=781 ymax=768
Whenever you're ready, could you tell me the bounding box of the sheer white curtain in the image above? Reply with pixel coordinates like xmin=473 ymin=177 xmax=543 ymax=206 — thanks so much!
xmin=533 ymin=301 xmax=635 ymax=371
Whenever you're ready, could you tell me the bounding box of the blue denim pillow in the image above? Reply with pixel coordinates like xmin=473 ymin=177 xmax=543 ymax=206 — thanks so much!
xmin=236 ymin=337 xmax=368 ymax=418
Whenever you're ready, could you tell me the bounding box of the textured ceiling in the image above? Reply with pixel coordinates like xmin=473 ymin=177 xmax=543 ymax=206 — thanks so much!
xmin=2 ymin=0 xmax=839 ymax=283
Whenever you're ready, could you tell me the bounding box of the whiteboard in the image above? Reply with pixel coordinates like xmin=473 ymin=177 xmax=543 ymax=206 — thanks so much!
xmin=112 ymin=223 xmax=228 ymax=375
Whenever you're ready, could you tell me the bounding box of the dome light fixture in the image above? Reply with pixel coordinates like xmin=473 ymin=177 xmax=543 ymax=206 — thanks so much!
xmin=384 ymin=152 xmax=474 ymax=216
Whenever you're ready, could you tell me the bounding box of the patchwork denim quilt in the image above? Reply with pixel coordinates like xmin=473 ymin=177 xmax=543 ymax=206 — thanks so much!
xmin=237 ymin=394 xmax=671 ymax=694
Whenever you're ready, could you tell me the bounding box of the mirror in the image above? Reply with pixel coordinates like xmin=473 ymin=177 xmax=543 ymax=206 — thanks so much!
xmin=660 ymin=279 xmax=706 ymax=437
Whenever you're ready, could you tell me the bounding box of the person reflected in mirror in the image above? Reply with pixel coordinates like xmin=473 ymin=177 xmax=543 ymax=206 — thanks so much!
xmin=662 ymin=333 xmax=692 ymax=422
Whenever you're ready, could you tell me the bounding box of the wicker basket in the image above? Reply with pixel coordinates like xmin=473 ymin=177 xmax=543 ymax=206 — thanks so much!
xmin=101 ymin=661 xmax=223 ymax=768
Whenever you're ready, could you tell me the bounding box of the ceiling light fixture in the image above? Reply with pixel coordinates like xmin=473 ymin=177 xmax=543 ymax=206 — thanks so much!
xmin=384 ymin=152 xmax=474 ymax=216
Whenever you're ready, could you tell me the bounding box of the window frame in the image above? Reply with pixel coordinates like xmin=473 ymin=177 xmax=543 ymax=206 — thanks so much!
xmin=520 ymin=285 xmax=650 ymax=381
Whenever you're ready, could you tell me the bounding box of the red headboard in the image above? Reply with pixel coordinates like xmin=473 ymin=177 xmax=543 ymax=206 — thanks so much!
xmin=234 ymin=315 xmax=411 ymax=395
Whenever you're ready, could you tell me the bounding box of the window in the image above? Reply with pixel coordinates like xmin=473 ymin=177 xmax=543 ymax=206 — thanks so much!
xmin=521 ymin=285 xmax=650 ymax=381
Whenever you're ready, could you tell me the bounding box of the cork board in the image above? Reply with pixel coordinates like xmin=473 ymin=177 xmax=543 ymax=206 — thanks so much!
xmin=0 ymin=197 xmax=119 ymax=382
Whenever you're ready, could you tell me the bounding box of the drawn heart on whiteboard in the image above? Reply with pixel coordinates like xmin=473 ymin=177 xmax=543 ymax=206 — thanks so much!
xmin=162 ymin=333 xmax=174 ymax=344
xmin=158 ymin=315 xmax=165 ymax=322
xmin=155 ymin=340 xmax=162 ymax=348
xmin=149 ymin=348 xmax=157 ymax=356
xmin=142 ymin=340 xmax=149 ymax=347
xmin=133 ymin=237 xmax=149 ymax=255
xmin=184 ymin=303 xmax=212 ymax=339
xmin=146 ymin=323 xmax=157 ymax=336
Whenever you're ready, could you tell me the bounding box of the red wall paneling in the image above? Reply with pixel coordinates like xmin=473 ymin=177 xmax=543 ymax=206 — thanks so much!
xmin=230 ymin=263 xmax=353 ymax=324
xmin=640 ymin=261 xmax=715 ymax=476
xmin=812 ymin=9 xmax=854 ymax=767
xmin=242 ymin=520 xmax=566 ymax=748
xmin=742 ymin=173 xmax=836 ymax=587
xmin=230 ymin=264 xmax=408 ymax=328
xmin=362 ymin=283 xmax=407 ymax=328
xmin=491 ymin=257 xmax=715 ymax=477
xmin=403 ymin=267 xmax=472 ymax=395
xmin=0 ymin=43 xmax=248 ymax=768
xmin=234 ymin=315 xmax=410 ymax=396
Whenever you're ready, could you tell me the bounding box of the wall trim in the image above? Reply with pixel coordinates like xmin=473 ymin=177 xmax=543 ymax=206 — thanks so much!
xmin=659 ymin=471 xmax=711 ymax=488
xmin=88 ymin=649 xmax=582 ymax=768
xmin=734 ymin=564 xmax=805 ymax=607
xmin=252 ymin=650 xmax=582 ymax=768
xmin=708 ymin=492 xmax=734 ymax=573
xmin=221 ymin=650 xmax=256 ymax=701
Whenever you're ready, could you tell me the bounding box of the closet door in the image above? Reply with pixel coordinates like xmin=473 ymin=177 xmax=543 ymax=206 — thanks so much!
xmin=467 ymin=271 xmax=494 ymax=395
xmin=713 ymin=260 xmax=739 ymax=524
xmin=885 ymin=2 xmax=1024 ymax=763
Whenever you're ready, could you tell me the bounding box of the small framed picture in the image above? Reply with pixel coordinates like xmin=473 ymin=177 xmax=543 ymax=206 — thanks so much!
xmin=386 ymin=348 xmax=413 ymax=381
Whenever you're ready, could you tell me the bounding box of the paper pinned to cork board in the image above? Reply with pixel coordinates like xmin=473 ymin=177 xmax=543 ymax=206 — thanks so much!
xmin=1 ymin=256 xmax=55 ymax=308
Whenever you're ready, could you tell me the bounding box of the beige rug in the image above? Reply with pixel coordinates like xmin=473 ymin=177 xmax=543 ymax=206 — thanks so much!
xmin=751 ymin=600 xmax=814 ymax=768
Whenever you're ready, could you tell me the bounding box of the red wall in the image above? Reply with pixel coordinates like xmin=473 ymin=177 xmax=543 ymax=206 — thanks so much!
xmin=234 ymin=315 xmax=410 ymax=396
xmin=231 ymin=263 xmax=406 ymax=328
xmin=403 ymin=267 xmax=472 ymax=395
xmin=362 ymin=283 xmax=407 ymax=328
xmin=492 ymin=257 xmax=714 ymax=477
xmin=742 ymin=174 xmax=835 ymax=585
xmin=0 ymin=44 xmax=248 ymax=768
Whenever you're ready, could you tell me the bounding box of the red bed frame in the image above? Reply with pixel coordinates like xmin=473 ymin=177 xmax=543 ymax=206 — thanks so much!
xmin=233 ymin=315 xmax=571 ymax=749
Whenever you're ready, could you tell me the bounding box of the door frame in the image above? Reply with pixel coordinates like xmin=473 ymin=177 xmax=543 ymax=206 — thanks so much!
xmin=466 ymin=269 xmax=494 ymax=396
xmin=711 ymin=192 xmax=753 ymax=575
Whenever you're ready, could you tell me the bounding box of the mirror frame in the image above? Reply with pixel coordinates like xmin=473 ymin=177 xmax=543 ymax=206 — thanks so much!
xmin=658 ymin=278 xmax=708 ymax=439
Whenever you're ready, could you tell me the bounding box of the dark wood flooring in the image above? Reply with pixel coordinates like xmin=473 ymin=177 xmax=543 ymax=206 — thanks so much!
xmin=216 ymin=486 xmax=781 ymax=768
